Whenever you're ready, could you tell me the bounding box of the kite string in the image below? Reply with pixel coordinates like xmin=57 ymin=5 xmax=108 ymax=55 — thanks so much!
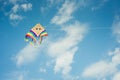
xmin=45 ymin=27 xmax=112 ymax=30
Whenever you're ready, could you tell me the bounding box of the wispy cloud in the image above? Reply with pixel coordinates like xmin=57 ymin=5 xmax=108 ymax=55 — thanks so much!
xmin=112 ymin=15 xmax=120 ymax=43
xmin=9 ymin=2 xmax=32 ymax=19
xmin=82 ymin=47 xmax=120 ymax=79
xmin=9 ymin=0 xmax=21 ymax=4
xmin=82 ymin=15 xmax=120 ymax=80
xmin=1 ymin=0 xmax=32 ymax=25
xmin=39 ymin=67 xmax=47 ymax=73
xmin=40 ymin=0 xmax=63 ymax=13
xmin=48 ymin=0 xmax=89 ymax=79
xmin=113 ymin=72 xmax=120 ymax=80
xmin=12 ymin=4 xmax=19 ymax=13
xmin=14 ymin=44 xmax=41 ymax=66
xmin=4 ymin=71 xmax=27 ymax=80
xmin=9 ymin=13 xmax=23 ymax=20
xmin=48 ymin=21 xmax=88 ymax=77
xmin=82 ymin=60 xmax=116 ymax=79
xmin=21 ymin=3 xmax=32 ymax=12
xmin=91 ymin=0 xmax=109 ymax=11
xmin=51 ymin=1 xmax=77 ymax=25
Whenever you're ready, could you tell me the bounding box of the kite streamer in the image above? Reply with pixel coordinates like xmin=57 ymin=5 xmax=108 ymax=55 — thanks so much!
xmin=39 ymin=30 xmax=48 ymax=44
xmin=25 ymin=31 xmax=37 ymax=43
xmin=40 ymin=30 xmax=48 ymax=37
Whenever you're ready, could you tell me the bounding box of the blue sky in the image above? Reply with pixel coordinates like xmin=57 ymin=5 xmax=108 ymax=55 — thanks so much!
xmin=0 ymin=0 xmax=120 ymax=80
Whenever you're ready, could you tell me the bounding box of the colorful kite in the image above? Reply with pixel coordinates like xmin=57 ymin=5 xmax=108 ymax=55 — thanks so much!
xmin=25 ymin=23 xmax=48 ymax=46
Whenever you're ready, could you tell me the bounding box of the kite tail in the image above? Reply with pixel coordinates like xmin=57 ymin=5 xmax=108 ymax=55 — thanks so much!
xmin=25 ymin=31 xmax=37 ymax=44
xmin=39 ymin=30 xmax=48 ymax=44
xmin=39 ymin=36 xmax=43 ymax=44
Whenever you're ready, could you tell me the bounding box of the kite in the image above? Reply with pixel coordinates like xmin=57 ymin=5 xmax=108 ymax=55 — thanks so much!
xmin=25 ymin=23 xmax=48 ymax=46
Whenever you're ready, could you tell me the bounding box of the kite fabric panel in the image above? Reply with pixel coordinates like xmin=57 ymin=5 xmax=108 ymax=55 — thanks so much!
xmin=25 ymin=23 xmax=48 ymax=45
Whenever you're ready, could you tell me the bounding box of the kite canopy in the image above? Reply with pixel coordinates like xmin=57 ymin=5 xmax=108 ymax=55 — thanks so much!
xmin=25 ymin=23 xmax=48 ymax=46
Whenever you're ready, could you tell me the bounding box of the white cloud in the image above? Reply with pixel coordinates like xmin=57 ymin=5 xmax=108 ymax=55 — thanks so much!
xmin=82 ymin=47 xmax=120 ymax=79
xmin=9 ymin=13 xmax=23 ymax=20
xmin=21 ymin=3 xmax=32 ymax=12
xmin=14 ymin=44 xmax=41 ymax=66
xmin=49 ymin=1 xmax=88 ymax=78
xmin=5 ymin=71 xmax=27 ymax=80
xmin=51 ymin=1 xmax=77 ymax=25
xmin=112 ymin=15 xmax=120 ymax=43
xmin=111 ymin=48 xmax=120 ymax=65
xmin=40 ymin=7 xmax=46 ymax=13
xmin=46 ymin=60 xmax=54 ymax=67
xmin=9 ymin=3 xmax=24 ymax=21
xmin=81 ymin=14 xmax=120 ymax=80
xmin=54 ymin=47 xmax=77 ymax=75
xmin=113 ymin=72 xmax=120 ymax=80
xmin=10 ymin=2 xmax=32 ymax=13
xmin=39 ymin=67 xmax=46 ymax=73
xmin=82 ymin=61 xmax=116 ymax=78
xmin=2 ymin=0 xmax=33 ymax=25
xmin=18 ymin=74 xmax=24 ymax=80
xmin=48 ymin=21 xmax=88 ymax=76
xmin=40 ymin=0 xmax=63 ymax=13
xmin=91 ymin=0 xmax=109 ymax=11
xmin=108 ymin=48 xmax=120 ymax=56
xmin=48 ymin=0 xmax=54 ymax=4
xmin=9 ymin=0 xmax=20 ymax=4
xmin=12 ymin=4 xmax=19 ymax=13
xmin=48 ymin=0 xmax=63 ymax=5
